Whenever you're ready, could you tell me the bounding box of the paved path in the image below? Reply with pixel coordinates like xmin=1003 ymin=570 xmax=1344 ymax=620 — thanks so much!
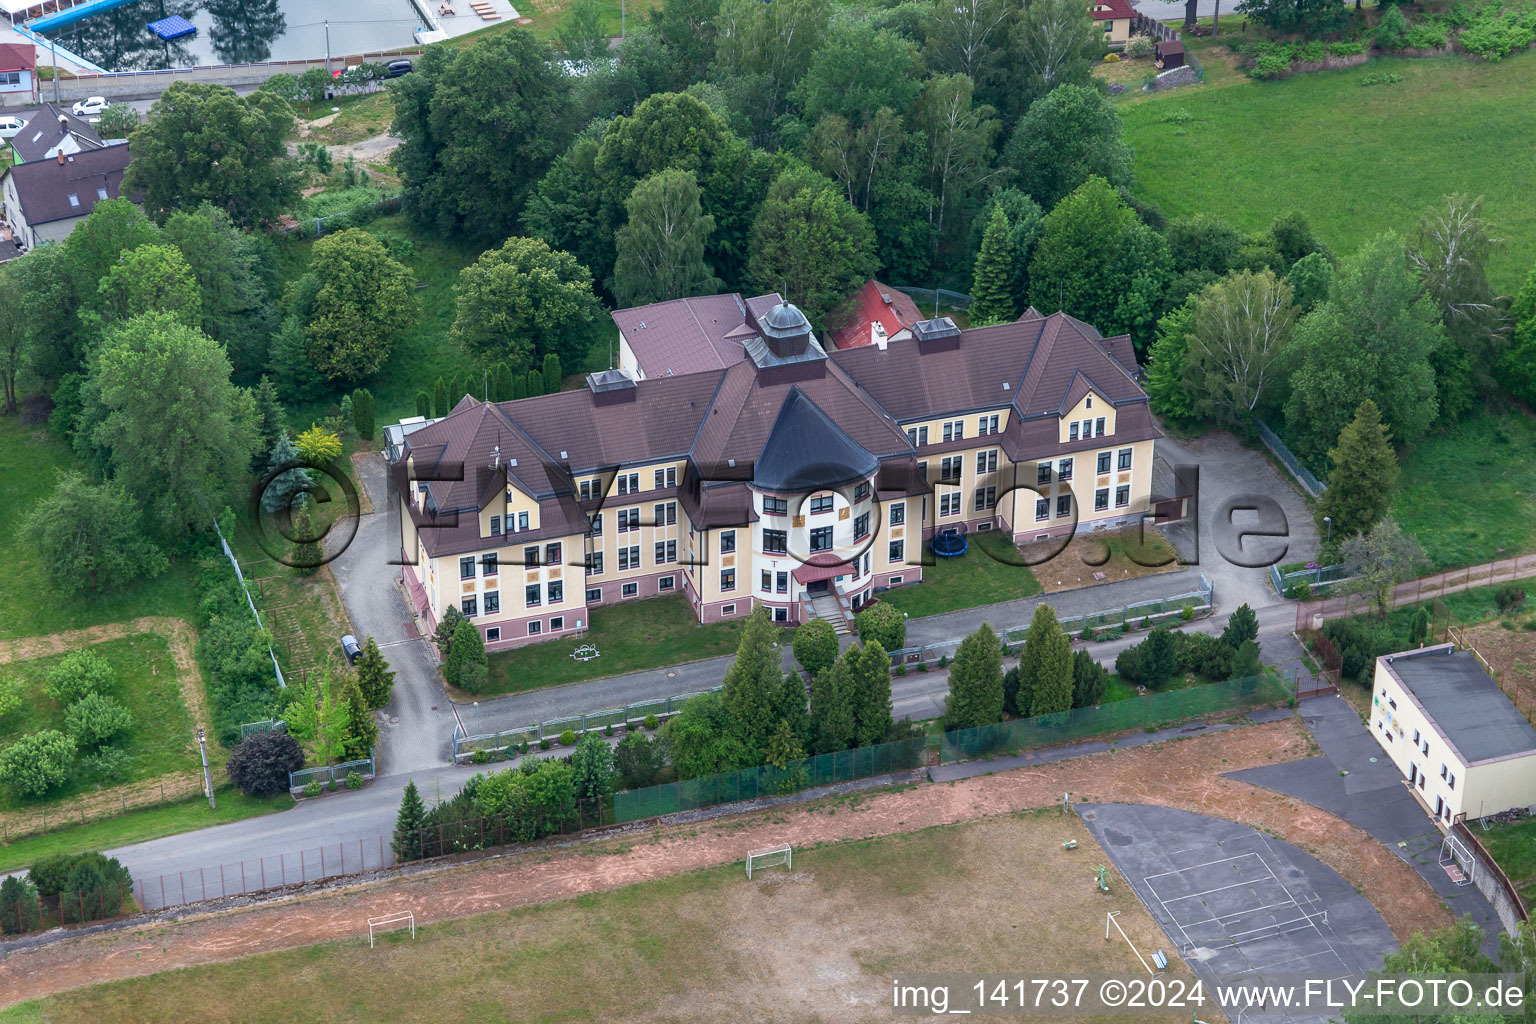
xmin=1227 ymin=695 xmax=1504 ymax=957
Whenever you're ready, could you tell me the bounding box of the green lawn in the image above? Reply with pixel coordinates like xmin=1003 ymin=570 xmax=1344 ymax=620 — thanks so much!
xmin=293 ymin=92 xmax=394 ymax=146
xmin=480 ymin=594 xmax=759 ymax=696
xmin=1393 ymin=409 xmax=1536 ymax=571
xmin=0 ymin=636 xmax=195 ymax=811
xmin=0 ymin=417 xmax=198 ymax=640
xmin=0 ymin=787 xmax=292 ymax=874
xmin=1481 ymin=817 xmax=1536 ymax=908
xmin=1121 ymin=49 xmax=1536 ymax=291
xmin=879 ymin=529 xmax=1042 ymax=619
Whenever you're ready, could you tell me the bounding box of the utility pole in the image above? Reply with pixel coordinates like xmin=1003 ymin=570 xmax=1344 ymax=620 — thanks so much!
xmin=50 ymin=36 xmax=60 ymax=104
xmin=196 ymin=725 xmax=216 ymax=810
xmin=324 ymin=20 xmax=331 ymax=77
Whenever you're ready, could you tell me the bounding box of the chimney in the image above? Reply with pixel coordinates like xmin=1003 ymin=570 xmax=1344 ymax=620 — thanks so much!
xmin=871 ymin=321 xmax=888 ymax=351
xmin=492 ymin=445 xmax=500 ymax=470
xmin=57 ymin=114 xmax=67 ymax=131
xmin=56 ymin=149 xmax=64 ymax=165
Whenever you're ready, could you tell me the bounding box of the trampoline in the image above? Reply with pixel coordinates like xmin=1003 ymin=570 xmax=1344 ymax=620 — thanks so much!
xmin=931 ymin=530 xmax=968 ymax=557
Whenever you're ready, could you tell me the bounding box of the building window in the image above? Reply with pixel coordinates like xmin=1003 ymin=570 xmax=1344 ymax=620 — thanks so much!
xmin=937 ymin=492 xmax=957 ymax=516
xmin=940 ymin=456 xmax=962 ymax=483
xmin=1097 ymin=451 xmax=1111 ymax=475
xmin=1056 ymin=495 xmax=1071 ymax=518
xmin=619 ymin=545 xmax=640 ymax=571
xmin=889 ymin=502 xmax=905 ymax=526
xmin=550 ymin=616 xmax=564 ymax=631
xmin=618 ymin=508 xmax=638 ymax=533
xmin=486 ymin=627 xmax=501 ymax=643
xmin=763 ymin=529 xmax=787 ymax=554
xmin=545 ymin=542 xmax=561 ymax=565
xmin=906 ymin=425 xmax=929 ymax=447
xmin=771 ymin=606 xmax=784 ymax=622
xmin=1069 ymin=422 xmax=1079 ymax=442
xmin=459 ymin=556 xmax=475 ymax=579
xmin=1115 ymin=485 xmax=1130 ymax=507
xmin=590 ymin=512 xmax=603 ymax=536
xmin=1081 ymin=418 xmax=1093 ymax=439
xmin=579 ymin=480 xmax=592 ymax=501
xmin=653 ymin=469 xmax=665 ymax=489
xmin=973 ymin=486 xmax=997 ymax=511
xmin=617 ymin=472 xmax=640 ymax=494
xmin=548 ymin=580 xmax=563 ymax=603
xmin=810 ymin=526 xmax=833 ymax=551
xmin=976 ymin=449 xmax=997 ymax=474
xmin=763 ymin=496 xmax=788 ymax=515
xmin=664 ymin=502 xmax=677 ymax=525
xmin=809 ymin=494 xmax=834 ymax=514
xmin=481 ymin=552 xmax=498 ymax=576
xmin=461 ymin=596 xmax=478 ymax=616
xmin=726 ymin=604 xmax=740 ymax=617
xmin=586 ymin=552 xmax=604 ymax=576
xmin=586 ymin=587 xmax=602 ymax=603
xmin=622 ymin=581 xmax=638 ymax=598
xmin=720 ymin=569 xmax=736 ymax=591
xmin=1094 ymin=488 xmax=1109 ymax=512
xmin=528 ymin=620 xmax=542 ymax=636
xmin=1118 ymin=448 xmax=1133 ymax=471
xmin=854 ymin=512 xmax=870 ymax=538
xmin=1035 ymin=498 xmax=1050 ymax=521
xmin=517 ymin=511 xmax=529 ymax=531
xmin=942 ymin=419 xmax=964 ymax=442
xmin=1036 ymin=463 xmax=1051 ymax=485
xmin=761 ymin=570 xmax=772 ymax=592
xmin=890 ymin=575 xmax=904 ymax=586
xmin=979 ymin=414 xmax=1000 ymax=435
xmin=655 ymin=540 xmax=677 ymax=564
xmin=1412 ymin=729 xmax=1420 ymax=745
xmin=1095 ymin=416 xmax=1106 ymax=437
xmin=525 ymin=584 xmax=541 ymax=608
xmin=483 ymin=590 xmax=500 ymax=614
xmin=1058 ymin=458 xmax=1073 ymax=481
xmin=490 ymin=515 xmax=501 ymax=536
xmin=720 ymin=529 xmax=736 ymax=553
xmin=854 ymin=482 xmax=870 ymax=503
xmin=67 ymin=193 xmax=80 ymax=208
xmin=889 ymin=539 xmax=904 ymax=563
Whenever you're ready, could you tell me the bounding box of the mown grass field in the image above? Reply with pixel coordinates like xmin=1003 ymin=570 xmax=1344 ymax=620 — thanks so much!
xmin=0 ymin=813 xmax=1180 ymax=1024
xmin=0 ymin=635 xmax=193 ymax=811
xmin=1121 ymin=49 xmax=1536 ymax=291
xmin=1482 ymin=817 xmax=1536 ymax=907
xmin=880 ymin=529 xmax=1042 ymax=619
xmin=479 ymin=593 xmax=757 ymax=695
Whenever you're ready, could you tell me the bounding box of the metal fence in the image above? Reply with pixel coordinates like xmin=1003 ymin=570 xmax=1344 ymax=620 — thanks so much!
xmin=885 ymin=573 xmax=1214 ymax=666
xmin=210 ymin=517 xmax=286 ymax=689
xmin=1270 ymin=562 xmax=1352 ymax=597
xmin=240 ymin=719 xmax=285 ymax=738
xmin=135 ymin=838 xmax=392 ymax=911
xmin=452 ymin=687 xmax=723 ymax=760
xmin=285 ymin=194 xmax=403 ymax=238
xmin=1256 ymin=421 xmax=1326 ymax=497
xmin=889 ymin=285 xmax=972 ymax=312
xmin=614 ymin=734 xmax=929 ymax=822
xmin=289 ymin=753 xmax=375 ymax=792
xmin=940 ymin=672 xmax=1290 ymax=761
xmin=1293 ymin=552 xmax=1536 ymax=633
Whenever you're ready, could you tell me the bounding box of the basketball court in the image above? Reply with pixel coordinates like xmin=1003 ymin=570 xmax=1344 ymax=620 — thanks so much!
xmin=1078 ymin=803 xmax=1398 ymax=1023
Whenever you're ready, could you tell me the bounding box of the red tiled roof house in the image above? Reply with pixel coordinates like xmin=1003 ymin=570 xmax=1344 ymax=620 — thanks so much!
xmin=825 ymin=280 xmax=923 ymax=351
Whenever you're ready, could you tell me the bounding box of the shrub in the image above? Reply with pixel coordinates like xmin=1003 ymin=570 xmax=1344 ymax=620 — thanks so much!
xmin=938 ymin=655 xmax=949 ymax=669
xmin=303 ymin=779 xmax=322 ymax=797
xmin=226 ymin=730 xmax=305 ymax=797
xmin=1115 ymin=644 xmax=1141 ymax=683
xmin=1286 ymin=581 xmax=1314 ymax=600
xmin=1081 ymin=624 xmax=1094 ymax=641
xmin=82 ymin=747 xmax=132 ymax=782
xmin=1251 ymin=53 xmax=1292 ymax=78
xmin=1329 ymin=40 xmax=1367 ymax=56
xmin=558 ymin=729 xmax=577 ymax=746
xmin=345 ymin=770 xmax=364 ymax=789
xmin=29 ymin=853 xmax=131 ymax=925
xmin=1494 ymin=585 xmax=1526 ymax=613
xmin=43 ymin=650 xmax=115 ymax=705
xmin=64 ymin=693 xmax=133 ymax=749
xmin=1459 ymin=9 xmax=1536 ymax=60
xmin=1103 ymin=51 xmax=1121 ymax=62
xmin=539 ymin=737 xmax=552 ymax=750
xmin=1404 ymin=22 xmax=1448 ymax=48
xmin=470 ymin=748 xmax=494 ymax=764
xmin=0 ymin=876 xmax=40 ymax=935
xmin=855 ymin=602 xmax=905 ymax=651
xmin=615 ymin=730 xmax=663 ymax=789
xmin=1126 ymin=35 xmax=1155 ymax=59
xmin=895 ymin=663 xmax=906 ymax=676
xmin=916 ymin=661 xmax=928 ymax=672
xmin=643 ymin=714 xmax=659 ymax=731
xmin=604 ymin=723 xmax=614 ymax=737
xmin=1180 ymin=604 xmax=1195 ymax=622
xmin=1140 ymin=616 xmax=1152 ymax=630
xmin=0 ymin=730 xmax=76 ymax=796
xmin=792 ymin=618 xmax=839 ymax=677
xmin=1295 ymin=41 xmax=1327 ymax=63
xmin=328 ymin=778 xmax=338 ymax=791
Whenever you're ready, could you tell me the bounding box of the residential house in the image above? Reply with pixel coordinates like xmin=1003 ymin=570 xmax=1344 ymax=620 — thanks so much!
xmin=1 ymin=144 xmax=132 ymax=248
xmin=10 ymin=102 xmax=108 ymax=165
xmin=1091 ymin=0 xmax=1135 ymax=46
xmin=0 ymin=42 xmax=33 ymax=105
xmin=397 ymin=302 xmax=1161 ymax=650
xmin=611 ymin=291 xmax=782 ymax=380
xmin=1370 ymin=644 xmax=1536 ymax=825
xmin=826 ymin=279 xmax=924 ymax=351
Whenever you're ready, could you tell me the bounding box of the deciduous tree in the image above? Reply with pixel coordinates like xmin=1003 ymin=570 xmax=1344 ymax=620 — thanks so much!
xmin=1340 ymin=517 xmax=1424 ymax=617
xmin=612 ymin=168 xmax=719 ymax=306
xmin=291 ymin=229 xmax=416 ymax=382
xmin=452 ymin=236 xmax=603 ymax=371
xmin=0 ymin=731 xmax=76 ymax=797
xmin=847 ymin=640 xmax=894 ymax=747
xmin=912 ymin=74 xmax=1001 ymax=272
xmin=1184 ymin=269 xmax=1296 ymax=427
xmin=747 ymin=165 xmax=878 ymax=326
xmin=163 ymin=204 xmax=279 ymax=381
xmin=792 ymin=617 xmax=839 ymax=678
xmin=21 ymin=472 xmax=166 ymax=596
xmin=226 ymin=729 xmax=305 ymax=797
xmin=1003 ymin=84 xmax=1132 ymax=212
xmin=1145 ymin=300 xmax=1196 ymax=423
xmin=1010 ymin=0 xmax=1099 ymax=117
xmin=93 ymin=243 xmax=202 ymax=329
xmin=722 ymin=606 xmax=782 ymax=753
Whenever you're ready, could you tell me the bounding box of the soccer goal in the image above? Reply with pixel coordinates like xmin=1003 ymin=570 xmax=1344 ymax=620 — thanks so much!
xmin=746 ymin=844 xmax=793 ymax=878
xmin=368 ymin=910 xmax=416 ymax=947
xmin=1439 ymin=834 xmax=1477 ymax=886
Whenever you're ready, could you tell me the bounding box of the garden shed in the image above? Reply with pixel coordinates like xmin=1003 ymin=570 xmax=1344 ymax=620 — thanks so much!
xmin=1156 ymin=39 xmax=1186 ymax=69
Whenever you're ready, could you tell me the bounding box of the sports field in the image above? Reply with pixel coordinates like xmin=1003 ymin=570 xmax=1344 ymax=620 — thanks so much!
xmin=0 ymin=814 xmax=1185 ymax=1024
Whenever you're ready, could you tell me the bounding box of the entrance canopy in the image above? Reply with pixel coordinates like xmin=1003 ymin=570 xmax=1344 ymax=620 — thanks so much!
xmin=792 ymin=554 xmax=851 ymax=585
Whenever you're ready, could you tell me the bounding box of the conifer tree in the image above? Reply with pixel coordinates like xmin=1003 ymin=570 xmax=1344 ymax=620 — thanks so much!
xmin=252 ymin=374 xmax=287 ymax=469
xmin=289 ymin=498 xmax=322 ymax=575
xmin=945 ymin=623 xmax=1004 ymax=728
xmin=722 ymin=606 xmax=781 ymax=754
xmin=341 ymin=680 xmax=378 ymax=760
xmin=415 ymin=390 xmax=431 ymax=417
xmin=510 ymin=376 xmax=527 ymax=401
xmin=492 ymin=362 xmax=512 ymax=402
xmin=1070 ymin=649 xmax=1108 ymax=709
xmin=261 ymin=433 xmax=306 ymax=514
xmin=542 ymin=353 xmax=562 ymax=395
xmin=392 ymin=779 xmax=427 ymax=861
xmin=433 ymin=604 xmax=464 ymax=658
xmin=1221 ymin=603 xmax=1259 ymax=649
xmin=351 ymin=387 xmax=375 ymax=441
xmin=444 ymin=618 xmax=485 ymax=690
xmin=848 ymin=640 xmax=894 ymax=747
xmin=1316 ymin=399 xmax=1399 ymax=541
xmin=969 ymin=205 xmax=1017 ymax=325
xmin=355 ymin=636 xmax=396 ymax=710
xmin=1139 ymin=627 xmax=1179 ymax=691
xmin=811 ymin=654 xmax=857 ymax=754
xmin=525 ymin=368 xmax=542 ymax=398
xmin=1019 ymin=603 xmax=1072 ymax=715
xmin=432 ymin=376 xmax=448 ymax=418
xmin=1232 ymin=639 xmax=1262 ymax=679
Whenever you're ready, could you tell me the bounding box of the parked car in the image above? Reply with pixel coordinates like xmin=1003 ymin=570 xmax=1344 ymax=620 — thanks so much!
xmin=0 ymin=116 xmax=23 ymax=139
xmin=384 ymin=59 xmax=413 ymax=78
xmin=341 ymin=634 xmax=362 ymax=665
xmin=70 ymin=96 xmax=109 ymax=117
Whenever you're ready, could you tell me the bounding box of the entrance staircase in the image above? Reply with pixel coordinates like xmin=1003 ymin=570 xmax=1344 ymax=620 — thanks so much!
xmin=808 ymin=593 xmax=851 ymax=635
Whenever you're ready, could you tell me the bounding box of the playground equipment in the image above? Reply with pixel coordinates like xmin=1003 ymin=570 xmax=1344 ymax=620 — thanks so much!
xmin=1095 ymin=865 xmax=1112 ymax=892
xmin=1062 ymin=839 xmax=1078 ymax=850
xmin=931 ymin=530 xmax=968 ymax=557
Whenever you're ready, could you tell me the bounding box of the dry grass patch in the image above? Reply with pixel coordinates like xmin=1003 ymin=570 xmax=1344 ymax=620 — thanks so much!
xmin=1025 ymin=528 xmax=1184 ymax=595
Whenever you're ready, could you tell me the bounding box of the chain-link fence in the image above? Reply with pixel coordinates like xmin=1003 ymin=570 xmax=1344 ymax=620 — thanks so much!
xmin=0 ymin=883 xmax=138 ymax=934
xmin=1270 ymin=562 xmax=1352 ymax=598
xmin=1256 ymin=421 xmax=1326 ymax=497
xmin=240 ymin=719 xmax=285 ymax=739
xmin=614 ymin=734 xmax=929 ymax=822
xmin=135 ymin=839 xmax=392 ymax=911
xmin=289 ymin=753 xmax=374 ymax=793
xmin=452 ymin=686 xmax=723 ymax=761
xmin=889 ymin=285 xmax=972 ymax=312
xmin=940 ymin=672 xmax=1290 ymax=761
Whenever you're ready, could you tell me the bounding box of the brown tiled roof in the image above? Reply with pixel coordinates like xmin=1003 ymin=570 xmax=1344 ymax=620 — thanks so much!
xmin=6 ymin=144 xmax=130 ymax=226
xmin=0 ymin=42 xmax=33 ymax=72
xmin=610 ymin=291 xmax=782 ymax=377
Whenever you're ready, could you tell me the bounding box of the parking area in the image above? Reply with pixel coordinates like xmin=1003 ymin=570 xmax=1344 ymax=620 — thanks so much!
xmin=1079 ymin=803 xmax=1397 ymax=1023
